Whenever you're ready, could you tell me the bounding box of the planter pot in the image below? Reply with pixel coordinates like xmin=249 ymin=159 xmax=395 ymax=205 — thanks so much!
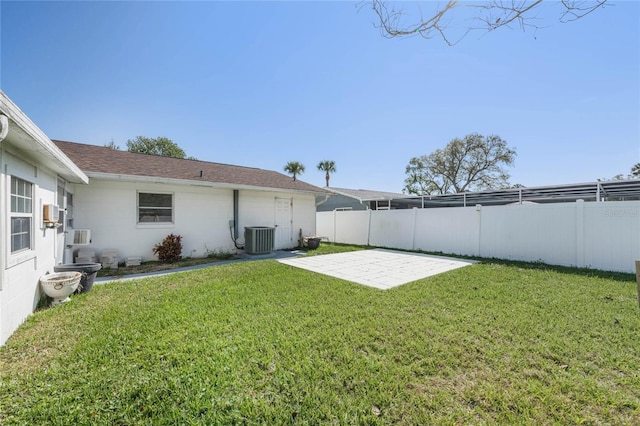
xmin=40 ymin=272 xmax=82 ymax=306
xmin=54 ymin=263 xmax=102 ymax=293
xmin=305 ymin=237 xmax=321 ymax=250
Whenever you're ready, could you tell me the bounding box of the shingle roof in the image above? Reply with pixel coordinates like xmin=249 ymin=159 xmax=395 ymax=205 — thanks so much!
xmin=54 ymin=140 xmax=328 ymax=194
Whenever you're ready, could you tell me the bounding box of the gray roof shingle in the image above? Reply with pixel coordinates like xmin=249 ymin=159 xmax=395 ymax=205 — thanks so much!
xmin=54 ymin=140 xmax=328 ymax=194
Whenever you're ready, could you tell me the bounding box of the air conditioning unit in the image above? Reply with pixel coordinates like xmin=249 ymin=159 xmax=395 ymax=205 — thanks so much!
xmin=244 ymin=226 xmax=275 ymax=255
xmin=71 ymin=229 xmax=91 ymax=245
xmin=43 ymin=204 xmax=60 ymax=223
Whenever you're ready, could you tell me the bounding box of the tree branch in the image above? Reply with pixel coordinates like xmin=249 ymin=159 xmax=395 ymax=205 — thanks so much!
xmin=370 ymin=0 xmax=608 ymax=44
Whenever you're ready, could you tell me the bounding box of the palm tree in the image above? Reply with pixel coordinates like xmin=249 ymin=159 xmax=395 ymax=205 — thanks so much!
xmin=283 ymin=161 xmax=305 ymax=181
xmin=632 ymin=163 xmax=640 ymax=178
xmin=317 ymin=160 xmax=336 ymax=187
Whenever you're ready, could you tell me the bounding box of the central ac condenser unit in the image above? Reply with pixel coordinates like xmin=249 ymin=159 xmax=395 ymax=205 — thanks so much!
xmin=244 ymin=226 xmax=275 ymax=255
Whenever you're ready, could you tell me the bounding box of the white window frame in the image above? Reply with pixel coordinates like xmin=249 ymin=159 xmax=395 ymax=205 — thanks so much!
xmin=57 ymin=179 xmax=66 ymax=234
xmin=8 ymin=176 xmax=35 ymax=266
xmin=136 ymin=191 xmax=174 ymax=227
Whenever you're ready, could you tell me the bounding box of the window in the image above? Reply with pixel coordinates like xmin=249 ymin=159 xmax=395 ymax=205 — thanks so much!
xmin=57 ymin=180 xmax=66 ymax=234
xmin=66 ymin=193 xmax=74 ymax=229
xmin=10 ymin=177 xmax=33 ymax=253
xmin=138 ymin=192 xmax=173 ymax=223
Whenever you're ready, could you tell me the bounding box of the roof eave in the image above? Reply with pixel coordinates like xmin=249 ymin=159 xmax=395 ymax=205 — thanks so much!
xmin=0 ymin=92 xmax=88 ymax=184
xmin=85 ymin=171 xmax=330 ymax=195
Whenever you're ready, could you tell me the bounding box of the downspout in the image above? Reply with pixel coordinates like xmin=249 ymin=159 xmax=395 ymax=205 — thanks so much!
xmin=357 ymin=197 xmax=368 ymax=210
xmin=316 ymin=194 xmax=329 ymax=207
xmin=233 ymin=189 xmax=239 ymax=239
xmin=229 ymin=189 xmax=244 ymax=250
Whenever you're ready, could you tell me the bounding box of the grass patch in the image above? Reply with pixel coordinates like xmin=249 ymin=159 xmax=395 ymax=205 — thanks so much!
xmin=1 ymin=246 xmax=639 ymax=424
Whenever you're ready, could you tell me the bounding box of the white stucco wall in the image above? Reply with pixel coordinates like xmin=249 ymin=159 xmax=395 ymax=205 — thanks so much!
xmin=69 ymin=179 xmax=317 ymax=261
xmin=237 ymin=190 xmax=316 ymax=248
xmin=1 ymin=149 xmax=61 ymax=345
xmin=291 ymin=193 xmax=317 ymax=243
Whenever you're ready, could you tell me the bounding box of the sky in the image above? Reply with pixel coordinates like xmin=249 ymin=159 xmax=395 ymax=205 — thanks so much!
xmin=1 ymin=1 xmax=638 ymax=193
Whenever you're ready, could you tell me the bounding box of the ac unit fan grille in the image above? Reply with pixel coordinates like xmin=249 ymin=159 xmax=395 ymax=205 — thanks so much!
xmin=244 ymin=227 xmax=275 ymax=255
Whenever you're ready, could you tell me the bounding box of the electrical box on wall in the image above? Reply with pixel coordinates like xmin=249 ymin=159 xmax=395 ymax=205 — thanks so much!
xmin=43 ymin=204 xmax=60 ymax=223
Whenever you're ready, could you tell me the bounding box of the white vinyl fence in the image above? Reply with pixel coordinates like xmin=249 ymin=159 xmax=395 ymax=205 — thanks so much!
xmin=317 ymin=200 xmax=640 ymax=273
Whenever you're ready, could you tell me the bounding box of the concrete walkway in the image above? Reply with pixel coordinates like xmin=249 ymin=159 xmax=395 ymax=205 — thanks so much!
xmin=95 ymin=250 xmax=305 ymax=284
xmin=278 ymin=249 xmax=477 ymax=290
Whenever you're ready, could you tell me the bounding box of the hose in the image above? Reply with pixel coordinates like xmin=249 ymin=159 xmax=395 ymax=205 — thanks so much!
xmin=229 ymin=223 xmax=245 ymax=250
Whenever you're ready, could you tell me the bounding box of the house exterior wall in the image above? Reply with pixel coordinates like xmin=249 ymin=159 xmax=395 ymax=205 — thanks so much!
xmin=69 ymin=179 xmax=317 ymax=261
xmin=1 ymin=148 xmax=61 ymax=345
xmin=238 ymin=190 xmax=316 ymax=248
xmin=316 ymin=194 xmax=421 ymax=212
xmin=291 ymin=193 xmax=317 ymax=244
xmin=316 ymin=195 xmax=367 ymax=212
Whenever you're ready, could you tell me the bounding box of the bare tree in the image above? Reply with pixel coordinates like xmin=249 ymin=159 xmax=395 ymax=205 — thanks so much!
xmin=369 ymin=0 xmax=608 ymax=45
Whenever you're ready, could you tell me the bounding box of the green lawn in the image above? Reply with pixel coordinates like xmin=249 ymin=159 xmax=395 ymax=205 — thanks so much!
xmin=1 ymin=245 xmax=639 ymax=424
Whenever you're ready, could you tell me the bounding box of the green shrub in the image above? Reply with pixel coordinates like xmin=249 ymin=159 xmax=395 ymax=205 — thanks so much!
xmin=152 ymin=233 xmax=183 ymax=262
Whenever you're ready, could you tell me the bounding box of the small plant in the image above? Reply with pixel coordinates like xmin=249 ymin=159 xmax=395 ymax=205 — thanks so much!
xmin=207 ymin=249 xmax=234 ymax=260
xmin=204 ymin=244 xmax=234 ymax=260
xmin=152 ymin=233 xmax=183 ymax=263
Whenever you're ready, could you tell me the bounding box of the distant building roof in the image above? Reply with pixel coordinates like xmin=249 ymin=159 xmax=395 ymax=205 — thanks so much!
xmin=326 ymin=179 xmax=640 ymax=209
xmin=402 ymin=179 xmax=640 ymax=207
xmin=54 ymin=140 xmax=329 ymax=194
xmin=326 ymin=187 xmax=409 ymax=202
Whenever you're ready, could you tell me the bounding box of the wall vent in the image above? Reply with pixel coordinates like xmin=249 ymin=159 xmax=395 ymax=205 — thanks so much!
xmin=71 ymin=229 xmax=91 ymax=245
xmin=244 ymin=226 xmax=275 ymax=255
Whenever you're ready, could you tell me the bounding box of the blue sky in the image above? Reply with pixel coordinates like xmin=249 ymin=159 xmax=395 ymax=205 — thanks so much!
xmin=1 ymin=1 xmax=638 ymax=193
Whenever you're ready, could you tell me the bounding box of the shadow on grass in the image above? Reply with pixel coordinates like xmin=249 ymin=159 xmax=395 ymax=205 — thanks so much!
xmin=477 ymin=257 xmax=636 ymax=282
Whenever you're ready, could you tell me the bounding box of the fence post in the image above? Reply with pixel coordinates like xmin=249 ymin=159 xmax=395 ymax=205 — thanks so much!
xmin=332 ymin=209 xmax=336 ymax=243
xmin=411 ymin=207 xmax=417 ymax=251
xmin=367 ymin=209 xmax=372 ymax=246
xmin=475 ymin=204 xmax=482 ymax=257
xmin=636 ymin=260 xmax=640 ymax=309
xmin=576 ymin=199 xmax=585 ymax=268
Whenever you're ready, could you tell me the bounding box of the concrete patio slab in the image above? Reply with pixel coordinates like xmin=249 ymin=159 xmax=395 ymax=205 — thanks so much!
xmin=278 ymin=249 xmax=477 ymax=290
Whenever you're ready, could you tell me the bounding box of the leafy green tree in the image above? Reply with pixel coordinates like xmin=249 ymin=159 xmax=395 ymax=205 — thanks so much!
xmin=404 ymin=133 xmax=516 ymax=195
xmin=631 ymin=163 xmax=640 ymax=178
xmin=126 ymin=136 xmax=187 ymax=159
xmin=284 ymin=161 xmax=305 ymax=181
xmin=317 ymin=160 xmax=336 ymax=187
